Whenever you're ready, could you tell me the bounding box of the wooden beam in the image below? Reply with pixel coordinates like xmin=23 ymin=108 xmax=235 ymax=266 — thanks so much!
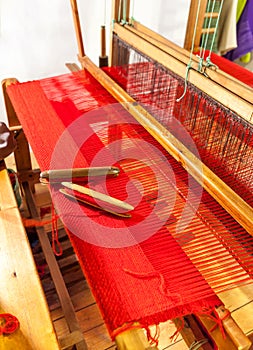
xmin=70 ymin=0 xmax=85 ymax=57
xmin=112 ymin=23 xmax=253 ymax=123
xmin=22 ymin=181 xmax=88 ymax=350
xmin=59 ymin=330 xmax=85 ymax=350
xmin=130 ymin=20 xmax=253 ymax=102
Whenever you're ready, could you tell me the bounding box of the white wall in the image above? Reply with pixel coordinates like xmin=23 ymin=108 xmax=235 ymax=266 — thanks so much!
xmin=0 ymin=0 xmax=190 ymax=124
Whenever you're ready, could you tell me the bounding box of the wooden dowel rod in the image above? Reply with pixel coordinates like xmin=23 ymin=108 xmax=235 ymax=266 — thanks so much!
xmin=113 ymin=23 xmax=253 ymax=122
xmin=99 ymin=25 xmax=108 ymax=67
xmin=79 ymin=55 xmax=253 ymax=237
xmin=70 ymin=0 xmax=85 ymax=57
xmin=201 ymin=27 xmax=216 ymax=34
xmin=204 ymin=12 xmax=219 ymax=18
xmin=131 ymin=20 xmax=253 ymax=95
xmin=101 ymin=25 xmax=106 ymax=57
xmin=9 ymin=125 xmax=22 ymax=132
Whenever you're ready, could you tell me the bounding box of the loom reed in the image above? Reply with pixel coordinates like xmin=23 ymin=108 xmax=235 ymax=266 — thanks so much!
xmin=105 ymin=35 xmax=253 ymax=209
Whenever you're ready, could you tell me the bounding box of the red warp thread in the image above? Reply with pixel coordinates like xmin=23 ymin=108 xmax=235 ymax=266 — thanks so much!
xmin=22 ymin=206 xmax=62 ymax=256
xmin=146 ymin=324 xmax=160 ymax=347
xmin=209 ymin=309 xmax=230 ymax=339
xmin=200 ymin=308 xmax=230 ymax=339
xmin=111 ymin=322 xmax=143 ymax=339
xmin=170 ymin=317 xmax=185 ymax=342
xmin=51 ymin=205 xmax=62 ymax=256
xmin=0 ymin=313 xmax=19 ymax=335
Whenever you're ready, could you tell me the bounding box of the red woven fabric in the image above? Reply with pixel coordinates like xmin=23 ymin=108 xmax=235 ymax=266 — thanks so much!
xmin=7 ymin=71 xmax=226 ymax=336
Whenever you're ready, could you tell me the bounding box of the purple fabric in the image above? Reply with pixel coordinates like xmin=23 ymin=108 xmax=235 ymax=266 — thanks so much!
xmin=224 ymin=0 xmax=253 ymax=61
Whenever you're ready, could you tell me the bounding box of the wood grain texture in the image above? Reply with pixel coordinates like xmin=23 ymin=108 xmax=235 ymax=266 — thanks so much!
xmin=112 ymin=23 xmax=253 ymax=122
xmin=0 ymin=165 xmax=60 ymax=350
xmin=129 ymin=21 xmax=253 ymax=104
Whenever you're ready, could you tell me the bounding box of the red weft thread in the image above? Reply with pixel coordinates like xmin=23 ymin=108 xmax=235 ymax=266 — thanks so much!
xmin=170 ymin=317 xmax=185 ymax=342
xmin=51 ymin=205 xmax=62 ymax=256
xmin=0 ymin=313 xmax=19 ymax=335
xmin=123 ymin=269 xmax=182 ymax=304
xmin=22 ymin=206 xmax=62 ymax=256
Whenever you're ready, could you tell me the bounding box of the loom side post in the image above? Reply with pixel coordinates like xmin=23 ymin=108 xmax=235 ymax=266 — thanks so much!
xmin=2 ymin=79 xmax=34 ymax=191
xmin=0 ymin=161 xmax=61 ymax=350
xmin=70 ymin=0 xmax=85 ymax=58
xmin=109 ymin=0 xmax=131 ymax=66
xmin=184 ymin=0 xmax=208 ymax=52
xmin=110 ymin=0 xmax=120 ymax=67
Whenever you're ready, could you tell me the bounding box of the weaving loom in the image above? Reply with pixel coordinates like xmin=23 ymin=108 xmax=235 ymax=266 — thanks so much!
xmin=2 ymin=0 xmax=253 ymax=349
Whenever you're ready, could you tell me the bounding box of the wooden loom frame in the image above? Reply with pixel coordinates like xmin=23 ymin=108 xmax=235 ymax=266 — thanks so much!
xmin=1 ymin=0 xmax=253 ymax=349
xmin=184 ymin=0 xmax=214 ymax=52
xmin=71 ymin=0 xmax=253 ymax=349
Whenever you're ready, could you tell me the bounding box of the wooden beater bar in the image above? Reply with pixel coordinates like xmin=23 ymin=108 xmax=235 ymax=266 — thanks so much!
xmin=124 ymin=21 xmax=253 ymax=105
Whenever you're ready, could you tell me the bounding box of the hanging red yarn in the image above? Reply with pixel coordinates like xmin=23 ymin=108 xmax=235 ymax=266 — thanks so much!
xmin=0 ymin=313 xmax=19 ymax=335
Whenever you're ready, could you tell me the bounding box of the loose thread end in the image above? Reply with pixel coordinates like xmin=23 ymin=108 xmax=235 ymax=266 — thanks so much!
xmin=176 ymin=63 xmax=192 ymax=102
